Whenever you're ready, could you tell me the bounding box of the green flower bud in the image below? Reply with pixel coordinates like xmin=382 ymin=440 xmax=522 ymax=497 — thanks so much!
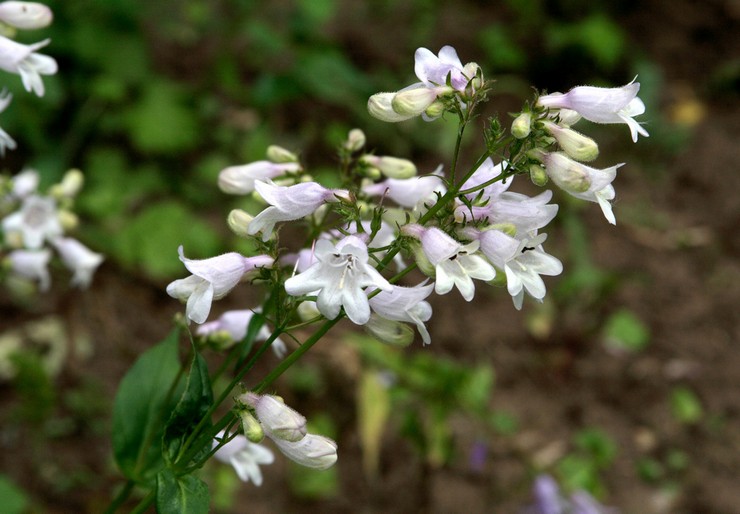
xmin=424 ymin=100 xmax=446 ymax=119
xmin=529 ymin=164 xmax=548 ymax=186
xmin=239 ymin=410 xmax=265 ymax=443
xmin=364 ymin=315 xmax=414 ymax=347
xmin=227 ymin=209 xmax=254 ymax=237
xmin=544 ymin=121 xmax=599 ymax=162
xmin=50 ymin=169 xmax=84 ymax=198
xmin=344 ymin=128 xmax=366 ymax=152
xmin=511 ymin=112 xmax=532 ymax=139
xmin=392 ymin=86 xmax=452 ymax=116
xmin=360 ymin=155 xmax=417 ymax=179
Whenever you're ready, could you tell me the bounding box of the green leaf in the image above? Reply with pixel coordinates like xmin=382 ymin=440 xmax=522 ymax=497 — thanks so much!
xmin=163 ymin=340 xmax=214 ymax=465
xmin=0 ymin=475 xmax=29 ymax=514
xmin=156 ymin=469 xmax=210 ymax=514
xmin=112 ymin=328 xmax=183 ymax=484
xmin=602 ymin=309 xmax=650 ymax=352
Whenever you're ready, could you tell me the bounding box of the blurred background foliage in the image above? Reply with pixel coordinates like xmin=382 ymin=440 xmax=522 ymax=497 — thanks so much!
xmin=0 ymin=0 xmax=703 ymax=279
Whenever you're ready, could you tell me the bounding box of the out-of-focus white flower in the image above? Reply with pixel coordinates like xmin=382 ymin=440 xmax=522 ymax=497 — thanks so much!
xmin=359 ymin=154 xmax=417 ymax=179
xmin=213 ymin=430 xmax=274 ymax=486
xmin=368 ymin=282 xmax=433 ymax=345
xmin=538 ymin=80 xmax=649 ymax=142
xmin=166 ymin=247 xmax=273 ymax=324
xmin=218 ymin=161 xmax=301 ymax=195
xmin=0 ymin=2 xmax=53 ymax=29
xmin=51 ymin=237 xmax=104 ymax=288
xmin=0 ymin=89 xmax=15 ymax=155
xmin=247 ymin=180 xmax=349 ymax=242
xmin=0 ymin=35 xmax=57 ymax=96
xmin=9 ymin=168 xmax=38 ymax=198
xmin=2 ymin=194 xmax=62 ymax=249
xmin=362 ymin=166 xmax=446 ymax=209
xmin=285 ymin=235 xmax=392 ymax=325
xmin=5 ymin=247 xmax=50 ymax=290
xmin=196 ymin=308 xmax=287 ymax=358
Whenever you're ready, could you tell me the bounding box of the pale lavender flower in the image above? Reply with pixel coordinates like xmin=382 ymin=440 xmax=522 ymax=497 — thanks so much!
xmin=247 ymin=180 xmax=349 ymax=241
xmin=538 ymin=80 xmax=648 ymax=142
xmin=368 ymin=282 xmax=434 ymax=345
xmin=51 ymin=237 xmax=104 ymax=288
xmin=212 ymin=430 xmax=274 ymax=486
xmin=166 ymin=246 xmax=273 ymax=324
xmin=284 ymin=235 xmax=392 ymax=325
xmin=470 ymin=229 xmax=562 ymax=310
xmin=0 ymin=35 xmax=57 ymax=96
xmin=218 ymin=161 xmax=301 ymax=195
xmin=524 ymin=475 xmax=618 ymax=514
xmin=405 ymin=225 xmax=495 ymax=301
xmin=196 ymin=309 xmax=287 ymax=358
xmin=415 ymin=45 xmax=476 ymax=92
xmin=2 ymin=194 xmax=62 ymax=249
xmin=542 ymin=152 xmax=622 ymax=225
xmin=0 ymin=2 xmax=53 ymax=29
xmin=6 ymin=247 xmax=50 ymax=290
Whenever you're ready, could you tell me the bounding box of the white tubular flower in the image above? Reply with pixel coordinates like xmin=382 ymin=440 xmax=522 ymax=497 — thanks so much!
xmin=166 ymin=246 xmax=273 ymax=324
xmin=213 ymin=431 xmax=274 ymax=486
xmin=0 ymin=36 xmax=57 ymax=96
xmin=271 ymin=433 xmax=338 ymax=471
xmin=241 ymin=393 xmax=307 ymax=443
xmin=284 ymin=236 xmax=392 ymax=325
xmin=6 ymin=248 xmax=51 ymax=290
xmin=367 ymin=92 xmax=417 ymax=123
xmin=51 ymin=237 xmax=104 ymax=288
xmin=542 ymin=121 xmax=599 ymax=162
xmin=362 ymin=167 xmax=446 ymax=209
xmin=391 ymin=84 xmax=453 ymax=118
xmin=472 ymin=229 xmax=562 ymax=310
xmin=359 ymin=154 xmax=417 ymax=179
xmin=405 ymin=225 xmax=495 ymax=302
xmin=2 ymin=194 xmax=62 ymax=249
xmin=542 ymin=152 xmax=622 ymax=224
xmin=0 ymin=2 xmax=53 ymax=29
xmin=368 ymin=282 xmax=434 ymax=345
xmin=247 ymin=180 xmax=348 ymax=242
xmin=538 ymin=80 xmax=649 ymax=142
xmin=0 ymin=89 xmax=15 ymax=155
xmin=218 ymin=161 xmax=301 ymax=195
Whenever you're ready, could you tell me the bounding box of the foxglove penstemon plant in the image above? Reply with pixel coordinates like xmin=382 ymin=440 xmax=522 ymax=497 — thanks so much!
xmin=109 ymin=44 xmax=647 ymax=512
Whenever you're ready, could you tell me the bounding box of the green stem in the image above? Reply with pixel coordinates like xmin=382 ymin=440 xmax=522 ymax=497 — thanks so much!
xmin=103 ymin=480 xmax=135 ymax=514
xmin=129 ymin=490 xmax=155 ymax=514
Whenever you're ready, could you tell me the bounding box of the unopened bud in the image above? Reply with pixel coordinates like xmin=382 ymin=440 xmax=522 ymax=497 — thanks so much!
xmin=551 ymin=108 xmax=582 ymax=127
xmin=412 ymin=243 xmax=435 ymax=278
xmin=368 ymin=92 xmax=413 ymax=123
xmin=544 ymin=122 xmax=598 ymax=162
xmin=529 ymin=164 xmax=548 ymax=186
xmin=266 ymin=145 xmax=298 ymax=163
xmin=239 ymin=410 xmax=265 ymax=443
xmin=0 ymin=1 xmax=53 ymax=30
xmin=50 ymin=169 xmax=84 ymax=198
xmin=392 ymin=86 xmax=451 ymax=117
xmin=365 ymin=315 xmax=414 ymax=347
xmin=344 ymin=128 xmax=366 ymax=152
xmin=360 ymin=155 xmax=416 ymax=179
xmin=297 ymin=300 xmax=321 ymax=321
xmin=511 ymin=113 xmax=532 ymax=139
xmin=227 ymin=209 xmax=253 ymax=237
xmin=272 ymin=433 xmax=338 ymax=470
xmin=240 ymin=392 xmax=307 ymax=442
xmin=463 ymin=62 xmax=483 ymax=90
xmin=424 ymin=100 xmax=446 ymax=119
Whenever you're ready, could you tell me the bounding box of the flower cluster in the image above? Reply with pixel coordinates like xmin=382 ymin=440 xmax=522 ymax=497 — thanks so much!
xmin=523 ymin=475 xmax=618 ymax=514
xmin=1 ymin=169 xmax=103 ymax=292
xmin=163 ymin=45 xmax=648 ymax=485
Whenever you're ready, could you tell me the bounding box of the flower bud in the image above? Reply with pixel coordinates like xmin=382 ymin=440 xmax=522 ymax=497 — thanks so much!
xmin=272 ymin=433 xmax=338 ymax=470
xmin=529 ymin=164 xmax=548 ymax=186
xmin=424 ymin=100 xmax=446 ymax=119
xmin=543 ymin=152 xmax=591 ymax=193
xmin=266 ymin=145 xmax=298 ymax=163
xmin=368 ymin=92 xmax=414 ymax=123
xmin=392 ymin=86 xmax=452 ymax=117
xmin=297 ymin=300 xmax=321 ymax=321
xmin=543 ymin=121 xmax=598 ymax=162
xmin=227 ymin=209 xmax=253 ymax=238
xmin=0 ymin=1 xmax=53 ymax=30
xmin=411 ymin=243 xmax=435 ymax=278
xmin=57 ymin=209 xmax=78 ymax=231
xmin=463 ymin=62 xmax=483 ymax=90
xmin=511 ymin=112 xmax=531 ymax=139
xmin=360 ymin=155 xmax=416 ymax=179
xmin=50 ymin=168 xmax=84 ymax=199
xmin=239 ymin=409 xmax=265 ymax=443
xmin=240 ymin=393 xmax=307 ymax=442
xmin=344 ymin=128 xmax=365 ymax=152
xmin=365 ymin=315 xmax=414 ymax=347
xmin=552 ymin=108 xmax=582 ymax=127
